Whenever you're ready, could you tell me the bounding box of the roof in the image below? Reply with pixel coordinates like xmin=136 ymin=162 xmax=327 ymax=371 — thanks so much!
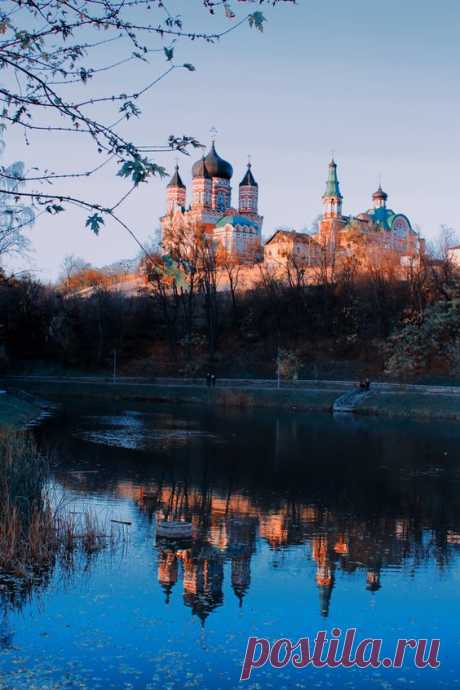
xmin=215 ymin=215 xmax=258 ymax=229
xmin=192 ymin=142 xmax=233 ymax=180
xmin=358 ymin=208 xmax=414 ymax=234
xmin=167 ymin=164 xmax=185 ymax=189
xmin=265 ymin=229 xmax=319 ymax=245
xmin=191 ymin=156 xmax=211 ymax=179
xmin=364 ymin=206 xmax=396 ymax=230
xmin=372 ymin=185 xmax=388 ymax=200
xmin=239 ymin=163 xmax=258 ymax=187
xmin=322 ymin=159 xmax=343 ymax=199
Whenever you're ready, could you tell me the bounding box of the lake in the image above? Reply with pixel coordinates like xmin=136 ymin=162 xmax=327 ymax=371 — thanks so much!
xmin=1 ymin=400 xmax=459 ymax=689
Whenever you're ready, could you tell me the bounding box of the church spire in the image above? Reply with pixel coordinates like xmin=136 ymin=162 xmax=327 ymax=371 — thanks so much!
xmin=167 ymin=163 xmax=185 ymax=189
xmin=322 ymin=158 xmax=343 ymax=219
xmin=239 ymin=161 xmax=258 ymax=215
xmin=239 ymin=162 xmax=258 ymax=188
xmin=323 ymin=158 xmax=343 ymax=199
xmin=166 ymin=163 xmax=186 ymax=213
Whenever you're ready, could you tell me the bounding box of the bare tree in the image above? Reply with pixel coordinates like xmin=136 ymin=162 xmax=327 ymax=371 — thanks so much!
xmin=59 ymin=255 xmax=90 ymax=290
xmin=0 ymin=127 xmax=34 ymax=262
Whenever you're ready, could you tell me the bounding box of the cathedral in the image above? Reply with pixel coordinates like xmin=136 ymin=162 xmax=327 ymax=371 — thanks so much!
xmin=265 ymin=158 xmax=423 ymax=272
xmin=313 ymin=158 xmax=421 ymax=260
xmin=160 ymin=141 xmax=263 ymax=262
xmin=160 ymin=142 xmax=423 ymax=275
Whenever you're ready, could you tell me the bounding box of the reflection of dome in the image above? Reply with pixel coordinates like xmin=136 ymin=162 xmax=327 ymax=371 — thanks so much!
xmin=192 ymin=142 xmax=233 ymax=180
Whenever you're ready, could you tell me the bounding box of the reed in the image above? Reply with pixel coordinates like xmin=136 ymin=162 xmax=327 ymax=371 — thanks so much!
xmin=0 ymin=431 xmax=120 ymax=580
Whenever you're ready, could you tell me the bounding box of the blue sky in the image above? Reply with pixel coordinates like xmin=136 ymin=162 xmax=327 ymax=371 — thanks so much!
xmin=4 ymin=0 xmax=460 ymax=280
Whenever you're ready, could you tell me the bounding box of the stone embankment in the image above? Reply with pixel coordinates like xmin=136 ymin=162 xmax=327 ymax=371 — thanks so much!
xmin=3 ymin=375 xmax=460 ymax=421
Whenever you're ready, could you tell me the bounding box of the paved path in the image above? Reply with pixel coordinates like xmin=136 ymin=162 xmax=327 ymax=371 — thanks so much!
xmin=3 ymin=374 xmax=460 ymax=396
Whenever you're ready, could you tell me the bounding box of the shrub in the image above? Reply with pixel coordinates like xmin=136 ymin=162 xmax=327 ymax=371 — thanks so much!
xmin=385 ymin=300 xmax=460 ymax=378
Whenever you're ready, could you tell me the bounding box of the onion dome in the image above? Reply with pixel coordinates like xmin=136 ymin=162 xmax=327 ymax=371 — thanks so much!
xmin=167 ymin=164 xmax=185 ymax=189
xmin=191 ymin=156 xmax=211 ymax=179
xmin=239 ymin=162 xmax=258 ymax=187
xmin=372 ymin=185 xmax=388 ymax=201
xmin=192 ymin=142 xmax=233 ymax=180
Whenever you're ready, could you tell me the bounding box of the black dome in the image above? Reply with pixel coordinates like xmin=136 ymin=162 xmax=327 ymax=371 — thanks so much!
xmin=191 ymin=156 xmax=211 ymax=179
xmin=192 ymin=142 xmax=233 ymax=180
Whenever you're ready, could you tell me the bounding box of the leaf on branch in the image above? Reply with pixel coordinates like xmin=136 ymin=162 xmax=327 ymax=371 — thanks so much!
xmin=183 ymin=63 xmax=196 ymax=71
xmin=117 ymin=158 xmax=166 ymax=185
xmin=79 ymin=68 xmax=92 ymax=83
xmin=86 ymin=213 xmax=104 ymax=235
xmin=46 ymin=204 xmax=65 ymax=214
xmin=0 ymin=20 xmax=9 ymax=34
xmin=132 ymin=51 xmax=148 ymax=62
xmin=248 ymin=11 xmax=266 ymax=32
xmin=119 ymin=101 xmax=141 ymax=119
xmin=164 ymin=46 xmax=174 ymax=62
xmin=223 ymin=3 xmax=236 ymax=19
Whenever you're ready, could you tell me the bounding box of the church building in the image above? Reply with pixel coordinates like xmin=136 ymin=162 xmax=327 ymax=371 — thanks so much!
xmin=312 ymin=158 xmax=422 ymax=264
xmin=160 ymin=141 xmax=263 ymax=262
xmin=160 ymin=144 xmax=423 ymax=279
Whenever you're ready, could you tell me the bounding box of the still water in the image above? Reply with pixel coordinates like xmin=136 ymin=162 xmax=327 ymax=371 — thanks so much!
xmin=1 ymin=401 xmax=460 ymax=689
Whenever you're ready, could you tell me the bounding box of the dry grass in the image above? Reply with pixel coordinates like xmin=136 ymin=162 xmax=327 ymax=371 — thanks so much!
xmin=0 ymin=431 xmax=122 ymax=580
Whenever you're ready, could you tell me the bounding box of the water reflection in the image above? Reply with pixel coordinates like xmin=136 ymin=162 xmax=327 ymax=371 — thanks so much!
xmin=39 ymin=403 xmax=460 ymax=625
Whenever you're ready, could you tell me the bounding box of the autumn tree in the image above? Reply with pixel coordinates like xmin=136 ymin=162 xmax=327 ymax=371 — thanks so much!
xmin=216 ymin=245 xmax=242 ymax=319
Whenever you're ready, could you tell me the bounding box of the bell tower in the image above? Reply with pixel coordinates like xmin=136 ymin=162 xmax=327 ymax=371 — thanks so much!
xmin=318 ymin=158 xmax=346 ymax=249
xmin=166 ymin=164 xmax=186 ymax=213
xmin=322 ymin=158 xmax=343 ymax=219
xmin=239 ymin=161 xmax=258 ymax=217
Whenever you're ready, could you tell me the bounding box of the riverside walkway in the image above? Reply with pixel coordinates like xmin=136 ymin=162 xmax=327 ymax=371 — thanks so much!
xmin=3 ymin=375 xmax=460 ymax=420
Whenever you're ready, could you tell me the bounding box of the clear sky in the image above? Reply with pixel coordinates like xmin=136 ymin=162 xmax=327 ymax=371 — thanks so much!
xmin=4 ymin=0 xmax=460 ymax=281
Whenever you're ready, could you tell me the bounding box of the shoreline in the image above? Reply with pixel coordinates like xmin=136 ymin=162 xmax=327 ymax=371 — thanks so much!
xmin=0 ymin=390 xmax=47 ymax=429
xmin=3 ymin=376 xmax=460 ymax=422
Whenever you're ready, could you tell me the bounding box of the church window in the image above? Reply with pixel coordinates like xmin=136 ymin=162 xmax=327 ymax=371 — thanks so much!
xmin=217 ymin=192 xmax=225 ymax=211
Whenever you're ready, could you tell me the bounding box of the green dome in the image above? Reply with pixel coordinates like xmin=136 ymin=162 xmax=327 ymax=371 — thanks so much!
xmin=322 ymin=159 xmax=343 ymax=199
xmin=215 ymin=215 xmax=258 ymax=229
xmin=367 ymin=207 xmax=396 ymax=230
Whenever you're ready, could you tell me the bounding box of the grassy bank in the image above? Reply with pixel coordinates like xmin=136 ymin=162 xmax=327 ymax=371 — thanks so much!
xmin=355 ymin=390 xmax=460 ymax=420
xmin=0 ymin=392 xmax=43 ymax=428
xmin=0 ymin=432 xmax=123 ymax=584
